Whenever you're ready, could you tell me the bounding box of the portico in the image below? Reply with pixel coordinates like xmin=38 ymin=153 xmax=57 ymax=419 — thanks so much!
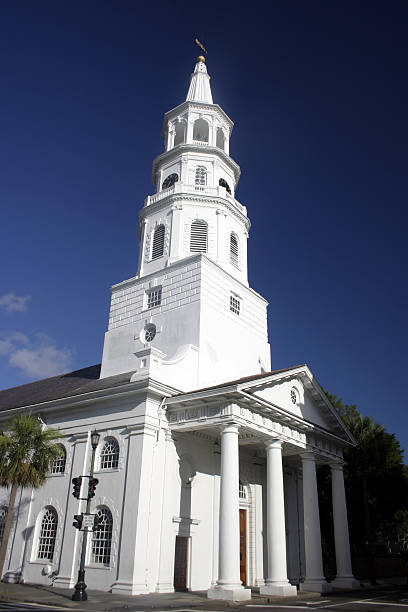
xmin=165 ymin=364 xmax=358 ymax=599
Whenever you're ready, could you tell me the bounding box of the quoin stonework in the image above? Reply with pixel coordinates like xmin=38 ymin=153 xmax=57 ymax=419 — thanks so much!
xmin=0 ymin=55 xmax=359 ymax=600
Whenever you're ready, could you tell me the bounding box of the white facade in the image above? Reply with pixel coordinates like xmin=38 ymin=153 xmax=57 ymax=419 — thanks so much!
xmin=0 ymin=56 xmax=359 ymax=600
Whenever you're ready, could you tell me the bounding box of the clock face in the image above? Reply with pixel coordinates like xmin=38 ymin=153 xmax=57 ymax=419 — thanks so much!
xmin=162 ymin=173 xmax=179 ymax=190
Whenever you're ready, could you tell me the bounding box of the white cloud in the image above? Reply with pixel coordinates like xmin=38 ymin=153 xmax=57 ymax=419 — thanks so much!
xmin=0 ymin=332 xmax=72 ymax=379
xmin=0 ymin=292 xmax=31 ymax=313
xmin=0 ymin=332 xmax=29 ymax=356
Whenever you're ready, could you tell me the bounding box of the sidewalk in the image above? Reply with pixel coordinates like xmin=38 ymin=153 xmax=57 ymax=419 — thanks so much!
xmin=0 ymin=582 xmax=318 ymax=611
xmin=0 ymin=578 xmax=406 ymax=611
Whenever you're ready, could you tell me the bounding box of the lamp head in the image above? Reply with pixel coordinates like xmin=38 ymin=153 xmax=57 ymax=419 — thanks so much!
xmin=91 ymin=430 xmax=100 ymax=450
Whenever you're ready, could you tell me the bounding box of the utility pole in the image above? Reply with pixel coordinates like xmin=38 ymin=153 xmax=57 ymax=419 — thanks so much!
xmin=72 ymin=430 xmax=100 ymax=602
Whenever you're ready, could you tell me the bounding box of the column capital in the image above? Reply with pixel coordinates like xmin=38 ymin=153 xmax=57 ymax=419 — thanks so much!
xmin=300 ymin=451 xmax=316 ymax=463
xmin=264 ymin=438 xmax=282 ymax=451
xmin=220 ymin=423 xmax=240 ymax=435
xmin=329 ymin=460 xmax=345 ymax=472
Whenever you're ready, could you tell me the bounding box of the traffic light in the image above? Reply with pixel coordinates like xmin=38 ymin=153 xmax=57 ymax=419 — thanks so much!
xmin=72 ymin=477 xmax=82 ymax=499
xmin=88 ymin=477 xmax=99 ymax=499
xmin=73 ymin=514 xmax=83 ymax=530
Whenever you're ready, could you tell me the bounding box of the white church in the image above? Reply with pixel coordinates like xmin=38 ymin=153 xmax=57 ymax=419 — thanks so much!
xmin=0 ymin=55 xmax=359 ymax=600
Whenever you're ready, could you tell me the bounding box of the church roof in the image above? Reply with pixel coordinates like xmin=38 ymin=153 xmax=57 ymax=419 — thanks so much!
xmin=175 ymin=366 xmax=305 ymax=396
xmin=0 ymin=365 xmax=134 ymax=414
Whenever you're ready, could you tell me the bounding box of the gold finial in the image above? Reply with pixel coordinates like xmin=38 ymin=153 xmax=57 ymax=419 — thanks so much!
xmin=197 ymin=55 xmax=206 ymax=63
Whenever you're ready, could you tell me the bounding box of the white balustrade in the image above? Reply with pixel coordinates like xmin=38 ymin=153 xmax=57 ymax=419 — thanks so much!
xmin=144 ymin=183 xmax=245 ymax=212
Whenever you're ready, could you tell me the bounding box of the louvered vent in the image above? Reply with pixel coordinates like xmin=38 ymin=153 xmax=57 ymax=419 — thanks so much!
xmin=151 ymin=225 xmax=165 ymax=260
xmin=230 ymin=233 xmax=239 ymax=267
xmin=190 ymin=220 xmax=208 ymax=253
xmin=195 ymin=166 xmax=207 ymax=186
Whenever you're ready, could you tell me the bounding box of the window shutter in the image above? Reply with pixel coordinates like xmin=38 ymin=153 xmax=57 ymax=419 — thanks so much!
xmin=152 ymin=225 xmax=165 ymax=259
xmin=190 ymin=220 xmax=208 ymax=253
xmin=230 ymin=233 xmax=239 ymax=267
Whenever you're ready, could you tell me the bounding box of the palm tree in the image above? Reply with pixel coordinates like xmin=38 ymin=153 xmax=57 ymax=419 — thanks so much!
xmin=0 ymin=413 xmax=61 ymax=579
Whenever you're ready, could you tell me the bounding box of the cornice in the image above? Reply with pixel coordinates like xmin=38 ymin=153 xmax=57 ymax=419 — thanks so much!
xmin=0 ymin=377 xmax=180 ymax=421
xmin=138 ymin=191 xmax=250 ymax=232
xmin=110 ymin=253 xmax=263 ymax=306
xmin=151 ymin=144 xmax=241 ymax=185
xmin=162 ymin=101 xmax=234 ymax=133
xmin=164 ymin=365 xmax=354 ymax=447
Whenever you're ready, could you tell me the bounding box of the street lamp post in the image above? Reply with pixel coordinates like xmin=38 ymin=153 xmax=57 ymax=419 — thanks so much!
xmin=72 ymin=429 xmax=100 ymax=601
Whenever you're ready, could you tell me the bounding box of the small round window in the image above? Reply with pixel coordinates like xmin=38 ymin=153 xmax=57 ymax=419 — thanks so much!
xmin=144 ymin=324 xmax=156 ymax=343
xmin=290 ymin=388 xmax=298 ymax=405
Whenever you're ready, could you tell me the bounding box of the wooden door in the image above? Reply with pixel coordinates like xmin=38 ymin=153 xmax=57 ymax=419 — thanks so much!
xmin=239 ymin=509 xmax=247 ymax=586
xmin=173 ymin=536 xmax=188 ymax=591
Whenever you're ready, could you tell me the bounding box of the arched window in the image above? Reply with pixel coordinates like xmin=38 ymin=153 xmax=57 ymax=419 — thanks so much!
xmin=92 ymin=506 xmax=113 ymax=566
xmin=219 ymin=178 xmax=231 ymax=194
xmin=174 ymin=122 xmax=185 ymax=146
xmin=216 ymin=128 xmax=225 ymax=150
xmin=195 ymin=166 xmax=207 ymax=186
xmin=0 ymin=507 xmax=7 ymax=545
xmin=193 ymin=118 xmax=209 ymax=142
xmin=37 ymin=506 xmax=58 ymax=561
xmin=190 ymin=220 xmax=208 ymax=253
xmin=50 ymin=444 xmax=66 ymax=474
xmin=100 ymin=437 xmax=119 ymax=470
xmin=230 ymin=233 xmax=239 ymax=267
xmin=162 ymin=173 xmax=178 ymax=190
xmin=151 ymin=224 xmax=165 ymax=260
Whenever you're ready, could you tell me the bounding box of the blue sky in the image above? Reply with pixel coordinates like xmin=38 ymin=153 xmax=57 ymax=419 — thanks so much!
xmin=1 ymin=1 xmax=407 ymax=458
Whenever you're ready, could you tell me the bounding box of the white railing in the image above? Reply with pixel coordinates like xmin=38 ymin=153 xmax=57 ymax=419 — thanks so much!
xmin=145 ymin=182 xmax=243 ymax=208
xmin=192 ymin=140 xmax=209 ymax=146
xmin=144 ymin=184 xmax=247 ymax=215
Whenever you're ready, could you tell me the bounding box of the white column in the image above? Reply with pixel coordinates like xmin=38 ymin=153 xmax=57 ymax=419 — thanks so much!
xmin=330 ymin=463 xmax=360 ymax=589
xmin=300 ymin=453 xmax=330 ymax=593
xmin=208 ymin=424 xmax=251 ymax=601
xmin=260 ymin=440 xmax=296 ymax=596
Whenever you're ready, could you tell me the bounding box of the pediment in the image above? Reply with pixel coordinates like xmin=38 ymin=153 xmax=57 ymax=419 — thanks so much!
xmin=240 ymin=367 xmax=354 ymax=444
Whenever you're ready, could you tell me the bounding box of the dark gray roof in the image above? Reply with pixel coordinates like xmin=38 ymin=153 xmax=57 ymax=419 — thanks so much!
xmin=0 ymin=365 xmax=134 ymax=413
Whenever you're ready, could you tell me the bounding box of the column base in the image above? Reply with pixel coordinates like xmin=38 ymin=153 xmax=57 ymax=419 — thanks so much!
xmin=2 ymin=571 xmax=21 ymax=584
xmin=53 ymin=576 xmax=75 ymax=588
xmin=331 ymin=576 xmax=360 ymax=590
xmin=155 ymin=582 xmax=175 ymax=593
xmin=111 ymin=581 xmax=149 ymax=595
xmin=207 ymin=584 xmax=252 ymax=601
xmin=260 ymin=581 xmax=297 ymax=597
xmin=300 ymin=579 xmax=331 ymax=593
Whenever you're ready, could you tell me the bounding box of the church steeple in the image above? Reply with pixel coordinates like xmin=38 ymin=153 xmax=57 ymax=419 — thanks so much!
xmin=100 ymin=56 xmax=271 ymax=388
xmin=186 ymin=56 xmax=213 ymax=104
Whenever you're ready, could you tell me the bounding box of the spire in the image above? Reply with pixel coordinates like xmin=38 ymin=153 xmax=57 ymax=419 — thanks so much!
xmin=186 ymin=56 xmax=213 ymax=104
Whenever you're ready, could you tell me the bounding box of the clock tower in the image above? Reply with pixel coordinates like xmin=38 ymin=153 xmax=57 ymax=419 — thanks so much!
xmin=100 ymin=56 xmax=271 ymax=391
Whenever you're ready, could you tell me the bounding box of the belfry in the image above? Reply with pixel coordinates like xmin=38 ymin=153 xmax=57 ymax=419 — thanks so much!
xmin=0 ymin=55 xmax=359 ymax=600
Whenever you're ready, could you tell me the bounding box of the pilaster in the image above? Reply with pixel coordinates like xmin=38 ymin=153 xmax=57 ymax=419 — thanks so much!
xmin=53 ymin=432 xmax=90 ymax=589
xmin=111 ymin=424 xmax=157 ymax=595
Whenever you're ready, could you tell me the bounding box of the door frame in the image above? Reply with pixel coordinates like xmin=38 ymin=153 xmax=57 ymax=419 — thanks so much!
xmin=173 ymin=534 xmax=191 ymax=591
xmin=239 ymin=508 xmax=248 ymax=586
